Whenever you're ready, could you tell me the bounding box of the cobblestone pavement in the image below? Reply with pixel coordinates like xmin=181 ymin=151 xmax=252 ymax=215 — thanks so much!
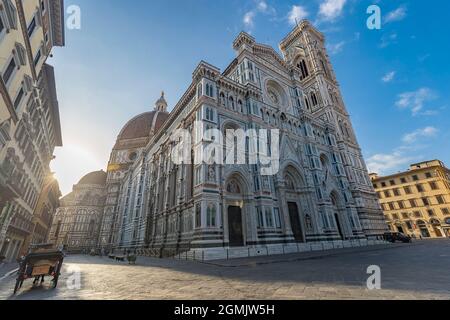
xmin=0 ymin=239 xmax=449 ymax=300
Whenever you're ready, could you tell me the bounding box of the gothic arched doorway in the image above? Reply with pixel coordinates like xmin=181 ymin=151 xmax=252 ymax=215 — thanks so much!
xmin=331 ymin=191 xmax=345 ymax=240
xmin=283 ymin=165 xmax=307 ymax=243
xmin=225 ymin=176 xmax=246 ymax=247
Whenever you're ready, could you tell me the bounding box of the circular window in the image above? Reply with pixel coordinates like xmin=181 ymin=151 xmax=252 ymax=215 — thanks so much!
xmin=129 ymin=152 xmax=137 ymax=161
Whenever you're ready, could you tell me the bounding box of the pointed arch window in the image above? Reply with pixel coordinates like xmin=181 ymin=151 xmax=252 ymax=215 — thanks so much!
xmin=229 ymin=96 xmax=235 ymax=110
xmin=311 ymin=92 xmax=318 ymax=106
xmin=297 ymin=59 xmax=309 ymax=80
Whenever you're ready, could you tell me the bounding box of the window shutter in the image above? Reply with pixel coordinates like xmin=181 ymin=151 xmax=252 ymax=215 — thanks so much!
xmin=3 ymin=0 xmax=18 ymax=30
xmin=23 ymin=75 xmax=33 ymax=92
xmin=14 ymin=42 xmax=27 ymax=65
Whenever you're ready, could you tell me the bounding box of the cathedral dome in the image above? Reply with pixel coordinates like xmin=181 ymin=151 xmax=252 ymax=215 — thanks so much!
xmin=117 ymin=111 xmax=169 ymax=141
xmin=78 ymin=170 xmax=107 ymax=186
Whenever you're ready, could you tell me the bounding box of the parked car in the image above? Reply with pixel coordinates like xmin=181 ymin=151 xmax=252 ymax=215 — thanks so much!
xmin=384 ymin=232 xmax=412 ymax=243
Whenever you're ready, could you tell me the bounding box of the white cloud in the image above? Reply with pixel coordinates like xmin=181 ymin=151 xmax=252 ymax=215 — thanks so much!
xmin=396 ymin=87 xmax=437 ymax=115
xmin=288 ymin=5 xmax=309 ymax=26
xmin=402 ymin=126 xmax=438 ymax=144
xmin=243 ymin=1 xmax=276 ymax=31
xmin=257 ymin=1 xmax=268 ymax=12
xmin=385 ymin=7 xmax=407 ymax=24
xmin=382 ymin=71 xmax=396 ymax=83
xmin=243 ymin=11 xmax=256 ymax=28
xmin=318 ymin=0 xmax=347 ymax=22
xmin=380 ymin=33 xmax=398 ymax=48
xmin=367 ymin=151 xmax=416 ymax=175
xmin=327 ymin=41 xmax=346 ymax=54
xmin=367 ymin=126 xmax=439 ymax=174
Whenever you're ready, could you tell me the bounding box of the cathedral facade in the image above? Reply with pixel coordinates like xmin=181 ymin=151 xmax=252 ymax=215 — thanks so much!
xmin=95 ymin=21 xmax=387 ymax=256
xmin=49 ymin=171 xmax=107 ymax=252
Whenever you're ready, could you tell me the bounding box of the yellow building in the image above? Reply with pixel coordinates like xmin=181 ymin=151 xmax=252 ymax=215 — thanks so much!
xmin=370 ymin=160 xmax=450 ymax=239
xmin=0 ymin=0 xmax=65 ymax=262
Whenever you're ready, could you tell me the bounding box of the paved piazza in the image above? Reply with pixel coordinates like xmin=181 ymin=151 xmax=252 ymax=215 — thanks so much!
xmin=0 ymin=240 xmax=449 ymax=300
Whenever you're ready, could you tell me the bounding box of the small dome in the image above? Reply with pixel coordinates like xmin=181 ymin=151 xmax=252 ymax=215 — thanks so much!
xmin=78 ymin=170 xmax=107 ymax=186
xmin=117 ymin=111 xmax=169 ymax=141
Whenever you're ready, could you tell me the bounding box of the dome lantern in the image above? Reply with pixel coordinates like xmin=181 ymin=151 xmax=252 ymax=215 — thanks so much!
xmin=155 ymin=91 xmax=167 ymax=112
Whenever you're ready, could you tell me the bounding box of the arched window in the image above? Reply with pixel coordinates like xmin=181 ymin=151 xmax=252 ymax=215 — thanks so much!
xmin=220 ymin=92 xmax=226 ymax=106
xmin=304 ymin=97 xmax=311 ymax=110
xmin=206 ymin=203 xmax=217 ymax=227
xmin=197 ymin=83 xmax=202 ymax=98
xmin=311 ymin=92 xmax=318 ymax=106
xmin=229 ymin=96 xmax=235 ymax=110
xmin=237 ymin=100 xmax=243 ymax=113
xmin=297 ymin=59 xmax=309 ymax=80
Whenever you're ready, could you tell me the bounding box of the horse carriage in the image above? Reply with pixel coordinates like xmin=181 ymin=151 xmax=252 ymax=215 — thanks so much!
xmin=14 ymin=244 xmax=65 ymax=295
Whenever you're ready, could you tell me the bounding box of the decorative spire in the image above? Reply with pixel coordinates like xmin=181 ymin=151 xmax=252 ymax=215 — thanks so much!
xmin=155 ymin=91 xmax=167 ymax=112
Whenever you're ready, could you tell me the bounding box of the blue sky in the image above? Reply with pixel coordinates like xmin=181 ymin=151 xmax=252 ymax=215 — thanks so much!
xmin=48 ymin=0 xmax=450 ymax=195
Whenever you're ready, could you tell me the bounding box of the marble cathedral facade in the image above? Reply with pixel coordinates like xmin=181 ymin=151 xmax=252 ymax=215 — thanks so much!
xmin=97 ymin=21 xmax=387 ymax=255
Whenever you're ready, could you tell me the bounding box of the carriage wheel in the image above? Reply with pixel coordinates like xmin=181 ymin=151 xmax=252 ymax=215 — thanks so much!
xmin=14 ymin=280 xmax=21 ymax=295
xmin=52 ymin=276 xmax=59 ymax=288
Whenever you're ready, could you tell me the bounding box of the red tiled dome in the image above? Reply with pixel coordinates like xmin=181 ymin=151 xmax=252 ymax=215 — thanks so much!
xmin=78 ymin=170 xmax=107 ymax=185
xmin=117 ymin=111 xmax=169 ymax=141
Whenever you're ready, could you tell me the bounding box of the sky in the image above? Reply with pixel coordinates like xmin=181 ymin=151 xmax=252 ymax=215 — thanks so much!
xmin=48 ymin=0 xmax=450 ymax=195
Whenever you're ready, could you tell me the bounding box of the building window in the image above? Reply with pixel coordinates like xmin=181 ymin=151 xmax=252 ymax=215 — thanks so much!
xmin=398 ymin=201 xmax=405 ymax=209
xmin=427 ymin=209 xmax=435 ymax=217
xmin=417 ymin=184 xmax=425 ymax=193
xmin=205 ymin=83 xmax=214 ymax=98
xmin=206 ymin=203 xmax=216 ymax=227
xmin=409 ymin=199 xmax=417 ymax=208
xmin=3 ymin=57 xmax=16 ymax=84
xmin=422 ymin=197 xmax=430 ymax=206
xmin=274 ymin=208 xmax=281 ymax=229
xmin=404 ymin=186 xmax=412 ymax=194
xmin=1 ymin=0 xmax=18 ymax=31
xmin=27 ymin=16 xmax=37 ymax=37
xmin=204 ymin=107 xmax=215 ymax=122
xmin=297 ymin=59 xmax=309 ymax=80
xmin=13 ymin=87 xmax=24 ymax=110
xmin=412 ymin=175 xmax=419 ymax=181
xmin=430 ymin=181 xmax=439 ymax=190
xmin=381 ymin=182 xmax=387 ymax=187
xmin=0 ymin=15 xmax=5 ymax=34
xmin=195 ymin=203 xmax=201 ymax=228
xmin=425 ymin=172 xmax=432 ymax=179
xmin=405 ymin=221 xmax=413 ymax=230
xmin=436 ymin=195 xmax=445 ymax=205
xmin=257 ymin=207 xmax=264 ymax=227
xmin=264 ymin=207 xmax=274 ymax=228
xmin=442 ymin=208 xmax=450 ymax=215
xmin=384 ymin=190 xmax=391 ymax=198
xmin=34 ymin=48 xmax=42 ymax=66
xmin=310 ymin=92 xmax=318 ymax=106
xmin=393 ymin=188 xmax=401 ymax=196
xmin=390 ymin=180 xmax=396 ymax=186
xmin=401 ymin=177 xmax=407 ymax=183
xmin=414 ymin=211 xmax=422 ymax=218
